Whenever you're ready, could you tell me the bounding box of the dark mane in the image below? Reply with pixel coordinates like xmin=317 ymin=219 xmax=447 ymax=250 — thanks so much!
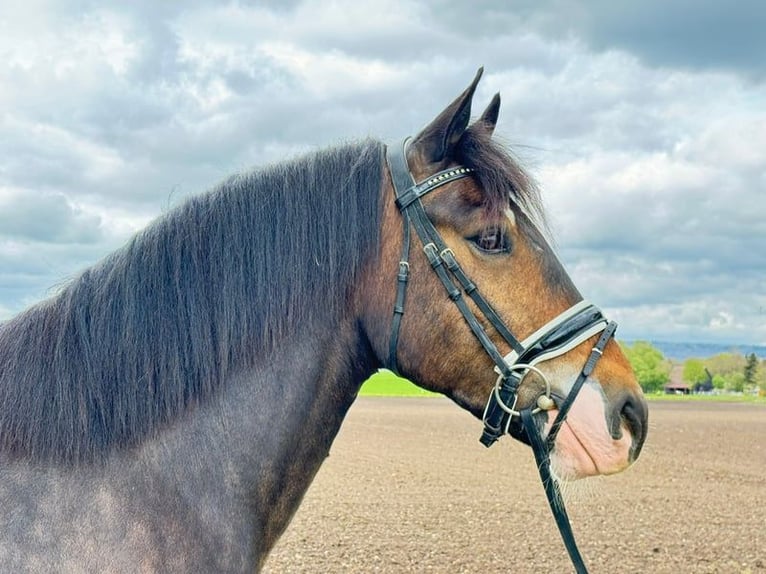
xmin=0 ymin=124 xmax=548 ymax=466
xmin=0 ymin=140 xmax=386 ymax=464
xmin=458 ymin=125 xmax=547 ymax=229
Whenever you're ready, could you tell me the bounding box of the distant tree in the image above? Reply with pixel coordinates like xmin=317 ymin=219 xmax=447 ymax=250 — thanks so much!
xmin=743 ymin=353 xmax=758 ymax=386
xmin=704 ymin=352 xmax=746 ymax=391
xmin=619 ymin=341 xmax=671 ymax=393
xmin=712 ymin=374 xmax=726 ymax=390
xmin=726 ymin=372 xmax=746 ymax=393
xmin=682 ymin=359 xmax=706 ymax=384
xmin=706 ymin=352 xmax=746 ymax=377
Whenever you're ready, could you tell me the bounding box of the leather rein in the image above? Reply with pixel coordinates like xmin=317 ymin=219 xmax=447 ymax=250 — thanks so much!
xmin=385 ymin=139 xmax=617 ymax=574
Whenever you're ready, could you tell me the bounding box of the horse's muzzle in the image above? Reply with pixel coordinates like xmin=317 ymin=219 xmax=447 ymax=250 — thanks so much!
xmin=609 ymin=390 xmax=649 ymax=462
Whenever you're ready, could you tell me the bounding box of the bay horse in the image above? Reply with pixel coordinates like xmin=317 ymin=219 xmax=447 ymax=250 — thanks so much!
xmin=0 ymin=69 xmax=647 ymax=572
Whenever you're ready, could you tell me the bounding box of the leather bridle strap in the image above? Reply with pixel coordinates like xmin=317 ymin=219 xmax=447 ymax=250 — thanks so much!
xmin=385 ymin=142 xmax=416 ymax=374
xmin=518 ymin=321 xmax=616 ymax=574
xmin=388 ymin=208 xmax=411 ymax=374
xmin=385 ymin=141 xmax=526 ymax=379
xmin=517 ymin=321 xmax=615 ymax=574
xmin=480 ymin=303 xmax=612 ymax=447
xmin=546 ymin=321 xmax=618 ymax=449
xmin=521 ymin=408 xmax=589 ymax=574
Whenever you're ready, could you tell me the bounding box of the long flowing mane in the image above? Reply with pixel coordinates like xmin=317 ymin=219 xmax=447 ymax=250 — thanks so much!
xmin=0 ymin=140 xmax=386 ymax=464
xmin=0 ymin=127 xmax=545 ymax=465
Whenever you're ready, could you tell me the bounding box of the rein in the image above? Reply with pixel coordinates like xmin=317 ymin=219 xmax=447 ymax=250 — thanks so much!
xmin=385 ymin=139 xmax=617 ymax=574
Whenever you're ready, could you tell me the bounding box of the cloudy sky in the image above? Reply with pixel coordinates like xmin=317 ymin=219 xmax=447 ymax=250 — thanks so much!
xmin=1 ymin=0 xmax=764 ymax=345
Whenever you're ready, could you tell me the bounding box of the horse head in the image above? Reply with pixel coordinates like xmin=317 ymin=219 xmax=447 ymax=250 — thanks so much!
xmin=361 ymin=69 xmax=648 ymax=481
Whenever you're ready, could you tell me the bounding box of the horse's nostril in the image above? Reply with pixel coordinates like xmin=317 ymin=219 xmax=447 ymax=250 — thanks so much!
xmin=610 ymin=393 xmax=649 ymax=461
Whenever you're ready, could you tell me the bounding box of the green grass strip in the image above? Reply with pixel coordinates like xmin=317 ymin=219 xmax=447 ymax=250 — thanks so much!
xmin=645 ymin=392 xmax=766 ymax=404
xmin=360 ymin=371 xmax=766 ymax=404
xmin=359 ymin=370 xmax=438 ymax=397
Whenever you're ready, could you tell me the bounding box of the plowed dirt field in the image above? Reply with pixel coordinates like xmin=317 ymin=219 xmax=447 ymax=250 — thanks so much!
xmin=264 ymin=399 xmax=765 ymax=573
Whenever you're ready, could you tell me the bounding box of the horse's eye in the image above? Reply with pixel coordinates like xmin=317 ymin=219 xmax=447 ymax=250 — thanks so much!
xmin=470 ymin=228 xmax=511 ymax=254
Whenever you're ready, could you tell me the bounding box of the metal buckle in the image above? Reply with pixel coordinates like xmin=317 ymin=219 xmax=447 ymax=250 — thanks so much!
xmin=423 ymin=243 xmax=440 ymax=266
xmin=491 ymin=363 xmax=553 ymax=419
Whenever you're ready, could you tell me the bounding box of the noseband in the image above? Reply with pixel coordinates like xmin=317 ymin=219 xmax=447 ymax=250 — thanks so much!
xmin=385 ymin=139 xmax=617 ymax=574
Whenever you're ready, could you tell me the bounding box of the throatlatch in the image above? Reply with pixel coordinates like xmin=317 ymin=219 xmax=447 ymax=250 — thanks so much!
xmin=385 ymin=139 xmax=619 ymax=574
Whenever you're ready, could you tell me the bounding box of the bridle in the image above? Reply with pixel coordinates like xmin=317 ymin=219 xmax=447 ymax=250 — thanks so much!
xmin=385 ymin=139 xmax=618 ymax=574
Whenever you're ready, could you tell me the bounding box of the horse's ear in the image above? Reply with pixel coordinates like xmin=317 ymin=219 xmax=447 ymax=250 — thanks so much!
xmin=476 ymin=93 xmax=501 ymax=136
xmin=410 ymin=67 xmax=483 ymax=164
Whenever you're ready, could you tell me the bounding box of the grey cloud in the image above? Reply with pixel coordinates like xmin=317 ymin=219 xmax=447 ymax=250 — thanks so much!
xmin=0 ymin=239 xmax=121 ymax=312
xmin=0 ymin=0 xmax=763 ymax=345
xmin=580 ymin=0 xmax=766 ymax=77
xmin=550 ymin=161 xmax=766 ymax=307
xmin=428 ymin=0 xmax=766 ymax=77
xmin=0 ymin=192 xmax=104 ymax=244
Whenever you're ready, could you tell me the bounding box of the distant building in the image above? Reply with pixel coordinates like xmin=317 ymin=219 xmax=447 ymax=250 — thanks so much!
xmin=664 ymin=382 xmax=691 ymax=395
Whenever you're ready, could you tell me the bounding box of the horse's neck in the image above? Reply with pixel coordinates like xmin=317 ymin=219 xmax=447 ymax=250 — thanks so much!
xmin=141 ymin=319 xmax=377 ymax=564
xmin=0 ymin=320 xmax=376 ymax=573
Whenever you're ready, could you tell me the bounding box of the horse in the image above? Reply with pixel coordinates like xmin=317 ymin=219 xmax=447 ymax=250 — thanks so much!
xmin=0 ymin=69 xmax=647 ymax=572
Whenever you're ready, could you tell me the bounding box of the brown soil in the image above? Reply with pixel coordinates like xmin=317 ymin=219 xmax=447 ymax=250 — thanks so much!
xmin=263 ymin=398 xmax=765 ymax=573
